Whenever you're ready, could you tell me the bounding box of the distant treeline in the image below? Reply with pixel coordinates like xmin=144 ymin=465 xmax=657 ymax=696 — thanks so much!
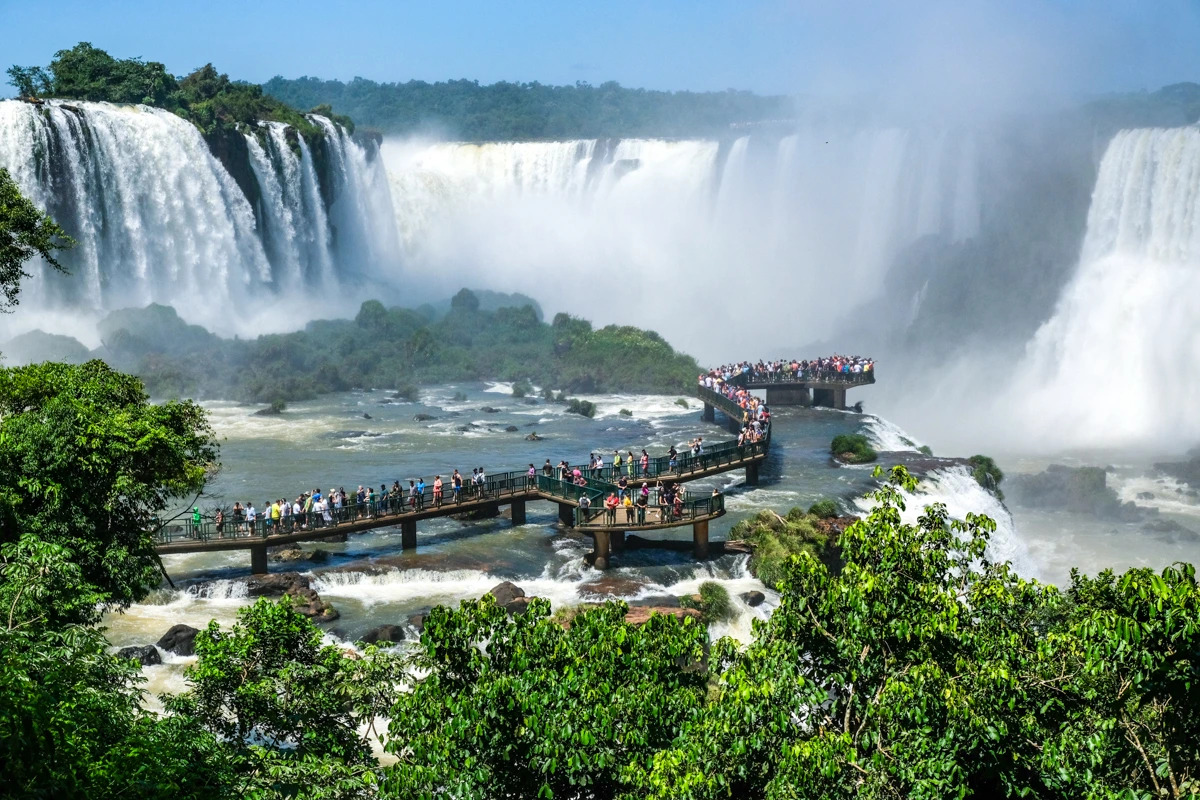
xmin=261 ymin=76 xmax=793 ymax=140
xmin=4 ymin=289 xmax=699 ymax=402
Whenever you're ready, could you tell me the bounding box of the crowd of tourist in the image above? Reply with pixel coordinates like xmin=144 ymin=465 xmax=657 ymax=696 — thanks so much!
xmin=700 ymin=355 xmax=874 ymax=385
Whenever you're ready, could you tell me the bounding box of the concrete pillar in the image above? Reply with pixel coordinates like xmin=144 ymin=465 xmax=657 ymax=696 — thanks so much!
xmin=558 ymin=502 xmax=574 ymax=527
xmin=480 ymin=501 xmax=500 ymax=518
xmin=745 ymin=462 xmax=759 ymax=486
xmin=511 ymin=499 xmax=526 ymax=526
xmin=812 ymin=388 xmax=833 ymax=408
xmin=612 ymin=530 xmax=626 ymax=551
xmin=693 ymin=519 xmax=709 ymax=559
xmin=766 ymin=386 xmax=811 ymax=406
xmin=593 ymin=530 xmax=611 ymax=570
xmin=702 ymin=403 xmax=715 ymax=422
xmin=250 ymin=543 xmax=269 ymax=575
xmin=833 ymin=388 xmax=846 ymax=411
xmin=402 ymin=519 xmax=417 ymax=550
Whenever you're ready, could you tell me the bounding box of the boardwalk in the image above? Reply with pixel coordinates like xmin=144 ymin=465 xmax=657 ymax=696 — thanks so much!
xmin=156 ymin=381 xmax=765 ymax=573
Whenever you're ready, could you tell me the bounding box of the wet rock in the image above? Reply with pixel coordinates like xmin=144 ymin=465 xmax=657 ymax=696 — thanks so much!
xmin=1136 ymin=491 xmax=1155 ymax=501
xmin=486 ymin=581 xmax=536 ymax=614
xmin=413 ymin=413 xmax=438 ymax=421
xmin=624 ymin=606 xmax=702 ymax=626
xmin=156 ymin=624 xmax=200 ymax=656
xmin=505 ymin=425 xmax=519 ymax=432
xmin=480 ymin=406 xmax=501 ymax=413
xmin=407 ymin=613 xmax=426 ymax=633
xmin=741 ymin=590 xmax=766 ymax=607
xmin=523 ymin=398 xmax=540 ymax=405
xmin=118 ymin=644 xmax=162 ymax=666
xmin=628 ymin=594 xmax=681 ymax=608
xmin=361 ymin=624 xmax=407 ymax=645
xmin=578 ymin=576 xmax=648 ymax=599
xmin=244 ymin=572 xmax=312 ymax=597
xmin=525 ymin=422 xmax=539 ymax=427
xmin=722 ymin=540 xmax=755 ymax=555
xmin=1008 ymin=465 xmax=1145 ymax=521
xmin=269 ymin=547 xmax=329 ymax=563
xmin=815 ymin=516 xmax=860 ymax=536
xmin=525 ymin=432 xmax=544 ymax=441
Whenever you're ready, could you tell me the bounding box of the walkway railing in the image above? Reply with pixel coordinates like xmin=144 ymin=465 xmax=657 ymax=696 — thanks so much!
xmin=733 ymin=369 xmax=876 ymax=386
xmin=576 ymin=492 xmax=725 ymax=528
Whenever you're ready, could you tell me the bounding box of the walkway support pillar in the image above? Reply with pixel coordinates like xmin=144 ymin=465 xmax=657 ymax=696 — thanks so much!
xmin=511 ymin=499 xmax=526 ymax=526
xmin=832 ymin=388 xmax=846 ymax=411
xmin=745 ymin=462 xmax=759 ymax=486
xmin=612 ymin=530 xmax=626 ymax=551
xmin=693 ymin=519 xmax=710 ymax=560
xmin=766 ymin=386 xmax=811 ymax=407
xmin=250 ymin=543 xmax=269 ymax=575
xmin=593 ymin=531 xmax=611 ymax=570
xmin=401 ymin=519 xmax=417 ymax=550
xmin=702 ymin=403 xmax=715 ymax=422
xmin=558 ymin=502 xmax=574 ymax=527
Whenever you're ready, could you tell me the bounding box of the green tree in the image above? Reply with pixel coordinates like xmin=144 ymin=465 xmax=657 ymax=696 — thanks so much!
xmin=384 ymin=596 xmax=709 ymax=799
xmin=0 ymin=360 xmax=218 ymax=621
xmin=0 ymin=166 xmax=74 ymax=311
xmin=166 ymin=597 xmax=403 ymax=797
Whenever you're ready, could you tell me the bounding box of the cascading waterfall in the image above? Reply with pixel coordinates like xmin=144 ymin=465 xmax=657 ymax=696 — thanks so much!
xmin=381 ymin=130 xmax=978 ymax=360
xmin=1012 ymin=126 xmax=1200 ymax=451
xmin=0 ymin=99 xmax=399 ymax=338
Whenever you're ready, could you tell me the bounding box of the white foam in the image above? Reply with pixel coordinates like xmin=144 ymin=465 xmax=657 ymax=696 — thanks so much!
xmin=863 ymin=415 xmax=922 ymax=452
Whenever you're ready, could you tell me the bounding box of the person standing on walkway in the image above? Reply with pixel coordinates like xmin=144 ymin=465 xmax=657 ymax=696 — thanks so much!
xmin=433 ymin=476 xmax=443 ymax=508
xmin=636 ymin=489 xmax=648 ymax=525
xmin=452 ymin=470 xmax=463 ymax=503
xmin=624 ymin=494 xmax=635 ymax=524
xmin=604 ymin=492 xmax=619 ymax=525
xmin=246 ymin=503 xmax=257 ymax=536
xmin=191 ymin=507 xmax=202 ymax=537
xmin=416 ymin=477 xmax=426 ymax=510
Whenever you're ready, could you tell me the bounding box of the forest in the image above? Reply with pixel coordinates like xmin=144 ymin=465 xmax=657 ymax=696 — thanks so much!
xmin=262 ymin=75 xmax=792 ymax=140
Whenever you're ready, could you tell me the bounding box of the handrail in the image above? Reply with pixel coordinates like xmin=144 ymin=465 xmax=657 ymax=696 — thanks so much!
xmin=576 ymin=492 xmax=725 ymax=529
xmin=724 ymin=369 xmax=876 ymax=386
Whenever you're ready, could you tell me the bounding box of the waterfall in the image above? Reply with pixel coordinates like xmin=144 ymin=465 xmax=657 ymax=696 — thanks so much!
xmin=1013 ymin=126 xmax=1200 ymax=451
xmin=381 ymin=131 xmax=979 ymax=359
xmin=0 ymin=99 xmax=399 ymax=339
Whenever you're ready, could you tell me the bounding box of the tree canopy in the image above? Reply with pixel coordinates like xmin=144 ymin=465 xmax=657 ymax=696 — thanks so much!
xmin=0 ymin=166 xmax=74 ymax=311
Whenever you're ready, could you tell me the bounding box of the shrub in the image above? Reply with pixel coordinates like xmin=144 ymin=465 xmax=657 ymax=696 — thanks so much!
xmin=269 ymin=398 xmax=286 ymax=414
xmin=968 ymin=454 xmax=1004 ymax=499
xmin=619 ymin=409 xmax=633 ymax=417
xmin=680 ymin=582 xmax=735 ymax=624
xmin=675 ymin=398 xmax=689 ymax=409
xmin=807 ymin=499 xmax=839 ymax=519
xmin=512 ymin=380 xmax=532 ymax=398
xmin=542 ymin=387 xmax=556 ymax=401
xmin=730 ymin=508 xmax=835 ymax=588
xmin=451 ymin=391 xmax=468 ymax=402
xmin=918 ymin=445 xmax=933 ymax=456
xmin=566 ymin=399 xmax=597 ymax=418
xmin=394 ymin=383 xmax=419 ymax=401
xmin=830 ymin=434 xmax=877 ymax=464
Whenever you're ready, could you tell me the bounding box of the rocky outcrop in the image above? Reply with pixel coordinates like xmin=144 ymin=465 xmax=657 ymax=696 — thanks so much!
xmin=525 ymin=433 xmax=543 ymax=441
xmin=1007 ymin=465 xmax=1143 ymax=521
xmin=118 ymin=644 xmax=162 ymax=666
xmin=414 ymin=413 xmax=438 ymax=421
xmin=360 ymin=624 xmax=406 ymax=645
xmin=505 ymin=426 xmax=519 ymax=432
xmin=270 ymin=547 xmax=329 ymax=563
xmin=407 ymin=613 xmax=426 ymax=633
xmin=156 ymin=624 xmax=200 ymax=656
xmin=741 ymin=591 xmax=766 ymax=607
xmin=624 ymin=606 xmax=702 ymax=626
xmin=242 ymin=572 xmax=339 ymax=622
xmin=487 ymin=581 xmax=530 ymax=614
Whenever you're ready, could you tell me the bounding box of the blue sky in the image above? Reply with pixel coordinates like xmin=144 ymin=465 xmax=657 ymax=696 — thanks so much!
xmin=3 ymin=0 xmax=1200 ymax=99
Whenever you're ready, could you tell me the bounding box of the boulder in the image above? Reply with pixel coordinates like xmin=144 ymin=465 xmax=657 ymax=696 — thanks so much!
xmin=156 ymin=624 xmax=200 ymax=656
xmin=623 ymin=606 xmax=702 ymax=626
xmin=413 ymin=413 xmax=438 ymax=421
xmin=487 ymin=581 xmax=527 ymax=611
xmin=480 ymin=406 xmax=501 ymax=413
xmin=1136 ymin=491 xmax=1155 ymax=501
xmin=741 ymin=590 xmax=766 ymax=608
xmin=117 ymin=644 xmax=162 ymax=666
xmin=407 ymin=613 xmax=426 ymax=633
xmin=722 ymin=540 xmax=755 ymax=555
xmin=525 ymin=432 xmax=544 ymax=441
xmin=270 ymin=547 xmax=307 ymax=563
xmin=523 ymin=398 xmax=540 ymax=405
xmin=505 ymin=425 xmax=519 ymax=432
xmin=361 ymin=624 xmax=407 ymax=645
xmin=244 ymin=572 xmax=311 ymax=597
xmin=362 ymin=412 xmax=372 ymax=419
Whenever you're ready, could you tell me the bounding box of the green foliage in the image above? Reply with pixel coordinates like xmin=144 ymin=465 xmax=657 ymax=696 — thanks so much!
xmin=681 ymin=581 xmax=734 ymax=624
xmin=808 ymin=498 xmax=840 ymax=519
xmin=268 ymin=398 xmax=286 ymax=413
xmin=968 ymin=454 xmax=1004 ymax=499
xmin=918 ymin=444 xmax=933 ymax=456
xmin=384 ymin=596 xmax=708 ymax=798
xmin=675 ymin=398 xmax=689 ymax=409
xmin=95 ymin=297 xmax=698 ymax=402
xmin=262 ymin=75 xmax=793 ymax=140
xmin=166 ymin=597 xmax=403 ymax=793
xmin=619 ymin=408 xmax=633 ymax=417
xmin=0 ymin=166 xmax=75 ymax=311
xmin=10 ymin=43 xmax=336 ymax=138
xmin=452 ymin=391 xmax=468 ymax=402
xmin=0 ymin=361 xmax=217 ymax=621
xmin=450 ymin=287 xmax=480 ymax=311
xmin=565 ymin=398 xmax=597 ymax=418
xmin=511 ymin=379 xmax=532 ymax=398
xmin=541 ymin=387 xmax=556 ymax=401
xmin=830 ymin=432 xmax=878 ymax=464
xmin=394 ymin=383 xmax=420 ymax=402
xmin=730 ymin=507 xmax=834 ymax=588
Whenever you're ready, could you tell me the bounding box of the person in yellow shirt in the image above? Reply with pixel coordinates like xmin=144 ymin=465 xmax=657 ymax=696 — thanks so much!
xmin=623 ymin=494 xmax=635 ymax=524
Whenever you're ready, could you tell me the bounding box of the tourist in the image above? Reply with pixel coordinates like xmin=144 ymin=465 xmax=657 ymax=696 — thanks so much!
xmin=616 ymin=474 xmax=629 ymax=501
xmin=452 ymin=469 xmax=463 ymax=502
xmin=416 ymin=477 xmax=426 ymax=510
xmin=623 ymin=493 xmax=635 ymax=524
xmin=409 ymin=480 xmax=418 ymax=509
xmin=233 ymin=501 xmax=244 ymax=533
xmin=627 ymin=451 xmax=635 ymax=477
xmin=215 ymin=507 xmax=224 ymax=535
xmin=280 ymin=497 xmax=292 ymax=530
xmin=640 ymin=450 xmax=649 ymax=476
xmin=433 ymin=475 xmax=443 ymax=507
xmin=579 ymin=492 xmax=591 ymax=521
xmin=613 ymin=450 xmax=623 ymax=475
xmin=543 ymin=459 xmax=553 ymax=477
xmin=477 ymin=467 xmax=486 ymax=498
xmin=246 ymin=502 xmax=257 ymax=534
xmin=636 ymin=489 xmax=648 ymax=525
xmin=191 ymin=506 xmax=202 ymax=537
xmin=604 ymin=492 xmax=619 ymax=525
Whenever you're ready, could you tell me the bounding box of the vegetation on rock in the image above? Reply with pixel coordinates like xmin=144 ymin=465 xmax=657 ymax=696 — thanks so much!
xmin=680 ymin=581 xmax=734 ymax=624
xmin=729 ymin=507 xmax=841 ymax=589
xmin=968 ymin=453 xmax=1005 ymax=498
xmin=565 ymin=398 xmax=597 ymax=418
xmin=830 ymin=432 xmax=878 ymax=463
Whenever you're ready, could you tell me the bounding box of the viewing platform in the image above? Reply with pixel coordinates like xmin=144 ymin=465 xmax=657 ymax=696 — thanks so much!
xmin=703 ymin=370 xmax=875 ymax=411
xmin=154 ymin=382 xmax=767 ymax=574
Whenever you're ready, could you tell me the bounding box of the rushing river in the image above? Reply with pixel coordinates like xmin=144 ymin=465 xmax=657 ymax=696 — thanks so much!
xmin=102 ymin=383 xmax=1200 ymax=701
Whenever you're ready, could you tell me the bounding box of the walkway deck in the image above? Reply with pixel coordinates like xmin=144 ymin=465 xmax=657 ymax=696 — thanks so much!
xmin=719 ymin=371 xmax=875 ymax=410
xmin=154 ymin=381 xmax=767 ymax=573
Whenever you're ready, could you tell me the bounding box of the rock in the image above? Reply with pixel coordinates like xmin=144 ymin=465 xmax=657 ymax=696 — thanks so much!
xmin=413 ymin=413 xmax=438 ymax=421
xmin=486 ymin=581 xmax=535 ymax=613
xmin=722 ymin=540 xmax=755 ymax=555
xmin=117 ymin=644 xmax=162 ymax=666
xmin=815 ymin=516 xmax=859 ymax=536
xmin=505 ymin=425 xmax=519 ymax=432
xmin=156 ymin=624 xmax=200 ymax=656
xmin=270 ymin=547 xmax=307 ymax=563
xmin=480 ymin=406 xmax=501 ymax=413
xmin=253 ymin=405 xmax=283 ymax=416
xmin=1007 ymin=464 xmax=1144 ymax=521
xmin=741 ymin=590 xmax=766 ymax=607
xmin=523 ymin=398 xmax=540 ymax=405
xmin=407 ymin=613 xmax=426 ymax=633
xmin=1136 ymin=491 xmax=1156 ymax=501
xmin=361 ymin=624 xmax=407 ymax=645
xmin=244 ymin=572 xmax=311 ymax=597
xmin=578 ymin=576 xmax=649 ymax=599
xmin=624 ymin=606 xmax=702 ymax=626
xmin=525 ymin=432 xmax=543 ymax=441
xmin=362 ymin=412 xmax=372 ymax=419
xmin=628 ymin=594 xmax=681 ymax=608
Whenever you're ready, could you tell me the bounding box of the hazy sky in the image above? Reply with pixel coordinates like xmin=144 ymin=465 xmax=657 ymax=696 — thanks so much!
xmin=3 ymin=0 xmax=1200 ymax=99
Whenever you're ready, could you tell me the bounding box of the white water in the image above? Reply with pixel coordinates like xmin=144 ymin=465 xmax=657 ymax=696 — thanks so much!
xmin=382 ymin=131 xmax=979 ymax=361
xmin=0 ymin=99 xmax=398 ymax=340
xmin=1011 ymin=126 xmax=1200 ymax=453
